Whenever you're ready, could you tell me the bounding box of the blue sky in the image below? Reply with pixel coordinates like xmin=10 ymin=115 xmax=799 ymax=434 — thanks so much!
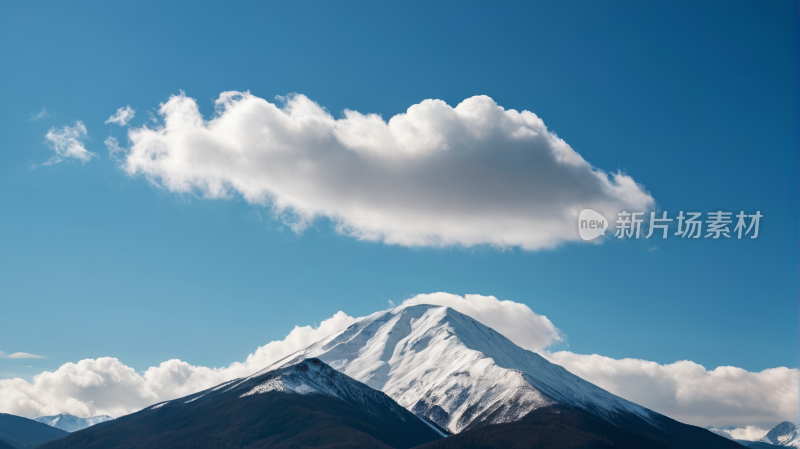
xmin=0 ymin=0 xmax=796 ymax=394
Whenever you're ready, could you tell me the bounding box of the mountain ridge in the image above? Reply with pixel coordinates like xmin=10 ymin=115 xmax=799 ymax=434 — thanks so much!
xmin=37 ymin=358 xmax=442 ymax=449
xmin=0 ymin=413 xmax=68 ymax=449
xmin=33 ymin=413 xmax=113 ymax=433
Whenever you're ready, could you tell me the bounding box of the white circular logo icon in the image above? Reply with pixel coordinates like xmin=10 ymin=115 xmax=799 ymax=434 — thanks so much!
xmin=577 ymin=207 xmax=608 ymax=241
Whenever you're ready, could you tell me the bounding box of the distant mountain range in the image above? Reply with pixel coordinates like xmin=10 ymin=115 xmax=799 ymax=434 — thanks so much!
xmin=33 ymin=414 xmax=113 ymax=433
xmin=37 ymin=358 xmax=443 ymax=449
xmin=708 ymin=422 xmax=800 ymax=448
xmin=14 ymin=304 xmax=774 ymax=448
xmin=0 ymin=413 xmax=68 ymax=449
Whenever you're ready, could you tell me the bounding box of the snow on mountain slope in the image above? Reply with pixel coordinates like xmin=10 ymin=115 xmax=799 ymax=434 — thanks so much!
xmin=33 ymin=413 xmax=113 ymax=432
xmin=759 ymin=422 xmax=800 ymax=447
xmin=259 ymin=304 xmax=658 ymax=433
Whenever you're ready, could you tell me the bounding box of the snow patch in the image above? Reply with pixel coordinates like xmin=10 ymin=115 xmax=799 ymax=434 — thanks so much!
xmin=184 ymin=394 xmax=206 ymax=403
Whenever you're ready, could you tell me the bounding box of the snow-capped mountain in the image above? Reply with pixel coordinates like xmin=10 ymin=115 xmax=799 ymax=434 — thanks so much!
xmin=257 ymin=304 xmax=738 ymax=448
xmin=260 ymin=304 xmax=656 ymax=433
xmin=760 ymin=422 xmax=800 ymax=447
xmin=33 ymin=413 xmax=113 ymax=432
xmin=704 ymin=426 xmax=793 ymax=449
xmin=38 ymin=359 xmax=443 ymax=449
xmin=38 ymin=305 xmax=739 ymax=449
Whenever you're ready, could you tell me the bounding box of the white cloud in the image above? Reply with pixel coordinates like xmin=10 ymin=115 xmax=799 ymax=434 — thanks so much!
xmin=728 ymin=425 xmax=769 ymax=441
xmin=227 ymin=311 xmax=358 ymax=374
xmin=104 ymin=136 xmax=125 ymax=161
xmin=545 ymin=351 xmax=799 ymax=429
xmin=30 ymin=107 xmax=50 ymax=121
xmin=0 ymin=311 xmax=357 ymax=419
xmin=43 ymin=121 xmax=95 ymax=165
xmin=105 ymin=105 xmax=136 ymax=126
xmin=400 ymin=292 xmax=563 ymax=352
xmin=0 ymin=295 xmax=793 ymax=431
xmin=0 ymin=352 xmax=44 ymax=359
xmin=119 ymin=91 xmax=654 ymax=250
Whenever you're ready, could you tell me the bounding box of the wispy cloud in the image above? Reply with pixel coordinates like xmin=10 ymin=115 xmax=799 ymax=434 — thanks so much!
xmin=0 ymin=351 xmax=44 ymax=359
xmin=104 ymin=136 xmax=126 ymax=161
xmin=105 ymin=105 xmax=135 ymax=126
xmin=29 ymin=107 xmax=51 ymax=121
xmin=43 ymin=121 xmax=95 ymax=165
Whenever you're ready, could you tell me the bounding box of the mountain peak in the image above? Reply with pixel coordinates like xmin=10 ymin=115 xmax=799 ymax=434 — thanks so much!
xmin=33 ymin=413 xmax=113 ymax=433
xmin=222 ymin=358 xmax=427 ymax=424
xmin=771 ymin=421 xmax=796 ymax=433
xmin=263 ymin=304 xmax=654 ymax=433
xmin=240 ymin=358 xmax=344 ymax=398
xmin=760 ymin=421 xmax=799 ymax=446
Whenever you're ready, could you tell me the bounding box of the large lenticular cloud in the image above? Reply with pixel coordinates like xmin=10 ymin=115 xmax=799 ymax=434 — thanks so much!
xmin=117 ymin=92 xmax=654 ymax=249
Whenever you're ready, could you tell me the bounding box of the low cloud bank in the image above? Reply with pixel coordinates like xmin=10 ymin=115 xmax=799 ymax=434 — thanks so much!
xmin=545 ymin=352 xmax=798 ymax=429
xmin=724 ymin=426 xmax=769 ymax=441
xmin=0 ymin=312 xmax=357 ymax=419
xmin=110 ymin=92 xmax=654 ymax=250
